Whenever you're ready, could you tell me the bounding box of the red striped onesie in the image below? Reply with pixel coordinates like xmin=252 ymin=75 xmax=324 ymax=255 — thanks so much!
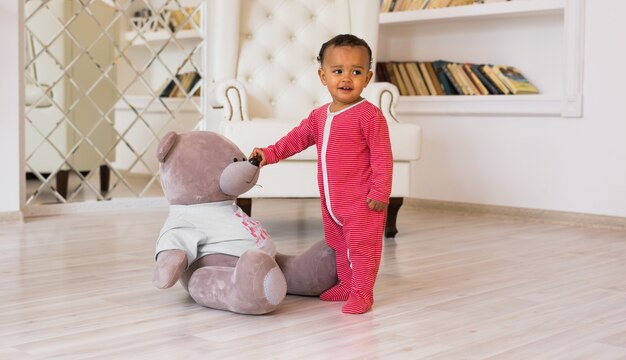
xmin=262 ymin=99 xmax=393 ymax=313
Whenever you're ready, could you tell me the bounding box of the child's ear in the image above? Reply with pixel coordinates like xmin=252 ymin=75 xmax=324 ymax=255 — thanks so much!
xmin=318 ymin=68 xmax=326 ymax=85
xmin=365 ymin=69 xmax=373 ymax=87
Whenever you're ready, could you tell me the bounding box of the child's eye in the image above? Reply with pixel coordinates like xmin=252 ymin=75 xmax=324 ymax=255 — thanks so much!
xmin=352 ymin=70 xmax=362 ymax=75
xmin=333 ymin=69 xmax=342 ymax=74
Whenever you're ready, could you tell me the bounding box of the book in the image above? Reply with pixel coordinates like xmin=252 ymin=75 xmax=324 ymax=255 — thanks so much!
xmin=480 ymin=65 xmax=510 ymax=94
xmin=169 ymin=8 xmax=200 ymax=31
xmin=463 ymin=63 xmax=489 ymax=95
xmin=418 ymin=62 xmax=437 ymax=95
xmin=397 ymin=63 xmax=418 ymax=95
xmin=449 ymin=0 xmax=474 ymax=7
xmin=375 ymin=62 xmax=389 ymax=82
xmin=447 ymin=63 xmax=468 ymax=95
xmin=385 ymin=63 xmax=409 ymax=95
xmin=392 ymin=62 xmax=411 ymax=95
xmin=470 ymin=64 xmax=502 ymax=95
xmin=405 ymin=62 xmax=429 ymax=95
xmin=495 ymin=65 xmax=539 ymax=94
xmin=442 ymin=63 xmax=463 ymax=95
xmin=432 ymin=60 xmax=458 ymax=95
xmin=454 ymin=63 xmax=480 ymax=95
xmin=491 ymin=65 xmax=514 ymax=93
xmin=160 ymin=72 xmax=201 ymax=97
xmin=427 ymin=0 xmax=452 ymax=9
xmin=407 ymin=0 xmax=426 ymax=11
xmin=380 ymin=0 xmax=393 ymax=12
xmin=159 ymin=77 xmax=176 ymax=97
xmin=383 ymin=63 xmax=399 ymax=91
xmin=187 ymin=72 xmax=202 ymax=96
xmin=424 ymin=62 xmax=444 ymax=95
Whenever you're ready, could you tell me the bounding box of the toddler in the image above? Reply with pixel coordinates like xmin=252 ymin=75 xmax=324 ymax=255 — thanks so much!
xmin=251 ymin=34 xmax=393 ymax=314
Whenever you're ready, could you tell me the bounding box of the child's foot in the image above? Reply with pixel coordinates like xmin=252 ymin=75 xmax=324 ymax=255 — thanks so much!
xmin=320 ymin=283 xmax=350 ymax=301
xmin=342 ymin=291 xmax=373 ymax=314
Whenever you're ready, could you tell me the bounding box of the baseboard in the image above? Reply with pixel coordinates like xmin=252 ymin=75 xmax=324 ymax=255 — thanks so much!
xmin=0 ymin=211 xmax=24 ymax=224
xmin=405 ymin=198 xmax=626 ymax=230
xmin=22 ymin=197 xmax=168 ymax=218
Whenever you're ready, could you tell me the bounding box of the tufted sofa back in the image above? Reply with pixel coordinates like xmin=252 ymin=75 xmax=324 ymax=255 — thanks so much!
xmin=211 ymin=0 xmax=380 ymax=122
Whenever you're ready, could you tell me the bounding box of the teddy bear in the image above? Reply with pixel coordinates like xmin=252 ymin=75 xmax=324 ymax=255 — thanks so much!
xmin=153 ymin=130 xmax=337 ymax=314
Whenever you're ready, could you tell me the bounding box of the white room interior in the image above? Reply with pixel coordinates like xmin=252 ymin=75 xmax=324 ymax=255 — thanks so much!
xmin=2 ymin=1 xmax=626 ymax=358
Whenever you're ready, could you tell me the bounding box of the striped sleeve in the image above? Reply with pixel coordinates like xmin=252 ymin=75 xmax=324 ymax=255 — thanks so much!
xmin=362 ymin=109 xmax=393 ymax=204
xmin=262 ymin=112 xmax=316 ymax=165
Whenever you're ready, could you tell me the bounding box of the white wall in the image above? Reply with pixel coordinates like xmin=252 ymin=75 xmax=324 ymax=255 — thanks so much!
xmin=0 ymin=1 xmax=23 ymax=216
xmin=0 ymin=1 xmax=625 ymax=218
xmin=407 ymin=1 xmax=626 ymax=217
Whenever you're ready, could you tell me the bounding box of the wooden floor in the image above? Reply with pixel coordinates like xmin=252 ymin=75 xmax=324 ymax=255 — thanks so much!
xmin=2 ymin=199 xmax=626 ymax=359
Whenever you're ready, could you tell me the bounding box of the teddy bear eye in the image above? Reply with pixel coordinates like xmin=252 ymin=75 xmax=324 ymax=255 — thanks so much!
xmin=233 ymin=158 xmax=238 ymax=162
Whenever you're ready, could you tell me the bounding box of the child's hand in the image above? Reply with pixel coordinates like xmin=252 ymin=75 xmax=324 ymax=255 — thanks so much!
xmin=249 ymin=148 xmax=267 ymax=168
xmin=367 ymin=198 xmax=387 ymax=212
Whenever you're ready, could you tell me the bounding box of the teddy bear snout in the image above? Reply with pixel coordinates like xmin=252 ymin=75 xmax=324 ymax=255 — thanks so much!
xmin=219 ymin=160 xmax=260 ymax=196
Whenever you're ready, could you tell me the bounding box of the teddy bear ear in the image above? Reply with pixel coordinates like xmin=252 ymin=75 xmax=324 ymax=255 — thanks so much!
xmin=157 ymin=131 xmax=178 ymax=163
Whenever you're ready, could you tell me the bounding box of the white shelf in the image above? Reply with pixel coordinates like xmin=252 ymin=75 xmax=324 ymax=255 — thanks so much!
xmin=378 ymin=0 xmax=584 ymax=117
xmin=380 ymin=0 xmax=566 ymax=25
xmin=124 ymin=29 xmax=202 ymax=46
xmin=395 ymin=94 xmax=563 ymax=116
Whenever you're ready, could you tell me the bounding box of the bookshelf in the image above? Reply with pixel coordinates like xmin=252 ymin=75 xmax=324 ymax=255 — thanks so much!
xmin=113 ymin=1 xmax=206 ymax=175
xmin=378 ymin=0 xmax=585 ymax=117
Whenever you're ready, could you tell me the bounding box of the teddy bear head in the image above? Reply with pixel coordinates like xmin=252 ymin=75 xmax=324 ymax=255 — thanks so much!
xmin=156 ymin=131 xmax=260 ymax=205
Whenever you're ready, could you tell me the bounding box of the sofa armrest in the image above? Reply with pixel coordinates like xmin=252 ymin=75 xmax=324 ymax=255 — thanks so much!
xmin=207 ymin=79 xmax=250 ymax=121
xmin=362 ymin=81 xmax=400 ymax=123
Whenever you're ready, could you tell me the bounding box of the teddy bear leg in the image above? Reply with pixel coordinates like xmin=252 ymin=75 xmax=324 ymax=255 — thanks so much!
xmin=153 ymin=249 xmax=188 ymax=289
xmin=187 ymin=249 xmax=287 ymax=314
xmin=275 ymin=240 xmax=338 ymax=296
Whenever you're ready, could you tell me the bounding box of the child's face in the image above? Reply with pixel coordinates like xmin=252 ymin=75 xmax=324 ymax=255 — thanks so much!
xmin=318 ymin=45 xmax=373 ymax=111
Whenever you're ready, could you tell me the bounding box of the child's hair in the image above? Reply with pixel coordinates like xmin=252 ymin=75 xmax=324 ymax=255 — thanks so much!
xmin=317 ymin=34 xmax=373 ymax=69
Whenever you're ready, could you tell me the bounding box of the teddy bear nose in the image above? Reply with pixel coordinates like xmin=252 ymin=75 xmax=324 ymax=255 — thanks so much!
xmin=249 ymin=155 xmax=262 ymax=167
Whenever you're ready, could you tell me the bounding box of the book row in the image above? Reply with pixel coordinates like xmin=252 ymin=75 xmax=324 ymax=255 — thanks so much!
xmin=159 ymin=72 xmax=201 ymax=98
xmin=375 ymin=61 xmax=539 ymax=96
xmin=380 ymin=0 xmax=476 ymax=12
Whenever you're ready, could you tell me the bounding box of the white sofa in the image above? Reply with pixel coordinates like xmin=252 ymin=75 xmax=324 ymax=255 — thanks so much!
xmin=207 ymin=0 xmax=421 ymax=237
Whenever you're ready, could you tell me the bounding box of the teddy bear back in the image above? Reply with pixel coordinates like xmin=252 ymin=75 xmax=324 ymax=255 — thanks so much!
xmin=157 ymin=131 xmax=246 ymax=205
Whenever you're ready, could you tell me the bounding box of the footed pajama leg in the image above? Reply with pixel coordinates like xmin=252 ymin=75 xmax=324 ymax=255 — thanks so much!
xmin=319 ymin=206 xmax=352 ymax=301
xmin=341 ymin=207 xmax=385 ymax=314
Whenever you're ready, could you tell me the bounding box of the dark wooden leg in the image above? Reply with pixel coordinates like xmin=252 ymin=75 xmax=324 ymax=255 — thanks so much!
xmin=100 ymin=164 xmax=110 ymax=195
xmin=56 ymin=170 xmax=69 ymax=199
xmin=237 ymin=198 xmax=252 ymax=216
xmin=385 ymin=197 xmax=403 ymax=238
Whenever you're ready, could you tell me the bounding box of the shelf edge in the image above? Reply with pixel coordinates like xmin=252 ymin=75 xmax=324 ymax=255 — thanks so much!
xmin=380 ymin=0 xmax=566 ymax=25
xmin=395 ymin=95 xmax=566 ymax=116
